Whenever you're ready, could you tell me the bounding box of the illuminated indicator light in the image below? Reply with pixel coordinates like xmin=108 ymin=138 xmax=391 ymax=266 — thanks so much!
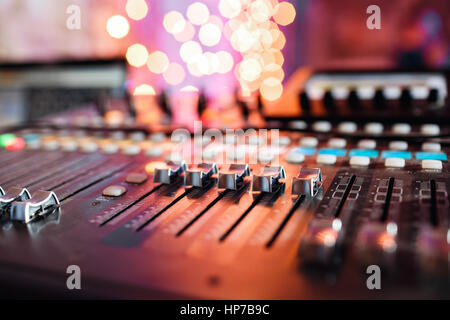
xmin=179 ymin=41 xmax=203 ymax=64
xmin=5 ymin=137 xmax=25 ymax=151
xmin=199 ymin=23 xmax=222 ymax=47
xmin=216 ymin=51 xmax=234 ymax=74
xmin=163 ymin=62 xmax=185 ymax=85
xmin=239 ymin=58 xmax=262 ymax=82
xmin=180 ymin=86 xmax=199 ymax=92
xmin=125 ymin=43 xmax=148 ymax=67
xmin=260 ymin=77 xmax=283 ymax=101
xmin=187 ymin=2 xmax=210 ymax=26
xmin=415 ymin=152 xmax=447 ymax=161
xmin=133 ymin=84 xmax=156 ymax=96
xmin=163 ymin=11 xmax=186 ymax=35
xmin=0 ymin=133 xmax=16 ymax=148
xmin=291 ymin=147 xmax=316 ymax=156
xmin=318 ymin=149 xmax=347 ymax=157
xmin=381 ymin=151 xmax=412 ymax=159
xmin=174 ymin=21 xmax=195 ymax=42
xmin=125 ymin=0 xmax=149 ymax=21
xmin=106 ymin=15 xmax=130 ymax=39
xmin=273 ymin=1 xmax=296 ymax=26
xmin=147 ymin=51 xmax=169 ymax=74
xmin=219 ymin=0 xmax=242 ymax=19
xmin=249 ymin=0 xmax=272 ymax=23
xmin=349 ymin=149 xmax=379 ymax=158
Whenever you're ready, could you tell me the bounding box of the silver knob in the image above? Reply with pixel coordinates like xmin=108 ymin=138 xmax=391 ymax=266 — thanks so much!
xmin=153 ymin=160 xmax=187 ymax=184
xmin=10 ymin=190 xmax=59 ymax=223
xmin=292 ymin=168 xmax=322 ymax=197
xmin=185 ymin=163 xmax=218 ymax=187
xmin=252 ymin=166 xmax=286 ymax=193
xmin=218 ymin=164 xmax=251 ymax=190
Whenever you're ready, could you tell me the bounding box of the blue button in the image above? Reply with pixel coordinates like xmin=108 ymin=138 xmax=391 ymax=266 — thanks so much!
xmin=415 ymin=152 xmax=447 ymax=161
xmin=318 ymin=148 xmax=347 ymax=157
xmin=291 ymin=147 xmax=316 ymax=155
xmin=381 ymin=151 xmax=412 ymax=159
xmin=349 ymin=149 xmax=379 ymax=158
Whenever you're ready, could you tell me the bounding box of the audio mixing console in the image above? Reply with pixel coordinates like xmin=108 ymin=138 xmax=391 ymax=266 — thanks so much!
xmin=0 ymin=70 xmax=449 ymax=299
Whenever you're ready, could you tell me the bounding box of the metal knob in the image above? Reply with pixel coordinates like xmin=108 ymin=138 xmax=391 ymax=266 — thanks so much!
xmin=218 ymin=164 xmax=251 ymax=190
xmin=10 ymin=190 xmax=59 ymax=223
xmin=291 ymin=168 xmax=322 ymax=197
xmin=153 ymin=160 xmax=187 ymax=184
xmin=252 ymin=166 xmax=285 ymax=193
xmin=185 ymin=163 xmax=218 ymax=187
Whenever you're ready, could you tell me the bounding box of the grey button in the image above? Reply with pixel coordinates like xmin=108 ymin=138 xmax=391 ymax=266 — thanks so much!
xmin=102 ymin=185 xmax=127 ymax=197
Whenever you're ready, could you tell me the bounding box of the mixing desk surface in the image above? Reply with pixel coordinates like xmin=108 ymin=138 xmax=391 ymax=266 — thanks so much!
xmin=0 ymin=105 xmax=449 ymax=298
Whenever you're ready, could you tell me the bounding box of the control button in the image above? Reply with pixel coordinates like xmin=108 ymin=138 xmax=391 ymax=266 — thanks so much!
xmin=258 ymin=151 xmax=274 ymax=164
xmin=421 ymin=160 xmax=443 ymax=170
xmin=42 ymin=139 xmax=60 ymax=151
xmin=392 ymin=123 xmax=411 ymax=135
xmin=122 ymin=144 xmax=141 ymax=155
xmin=381 ymin=151 xmax=412 ymax=160
xmin=357 ymin=139 xmax=376 ymax=149
xmin=421 ymin=124 xmax=440 ymax=136
xmin=145 ymin=146 xmax=163 ymax=157
xmin=292 ymin=147 xmax=316 ymax=156
xmin=385 ymin=158 xmax=405 ymax=168
xmin=60 ymin=139 xmax=78 ymax=152
xmin=285 ymin=152 xmax=305 ymax=164
xmin=383 ymin=86 xmax=401 ymax=100
xmin=129 ymin=132 xmax=146 ymax=142
xmin=101 ymin=143 xmax=119 ymax=154
xmin=274 ymin=136 xmax=291 ymax=146
xmin=350 ymin=156 xmax=370 ymax=166
xmin=80 ymin=141 xmax=98 ymax=153
xmin=185 ymin=163 xmax=218 ymax=187
xmin=292 ymin=168 xmax=322 ymax=197
xmin=226 ymin=149 xmax=245 ymax=161
xmin=364 ymin=122 xmax=383 ymax=135
xmin=349 ymin=149 xmax=378 ymax=158
xmin=102 ymin=185 xmax=127 ymax=197
xmin=110 ymin=131 xmax=126 ymax=140
xmin=288 ymin=120 xmax=307 ymax=130
xmin=318 ymin=148 xmax=346 ymax=157
xmin=389 ymin=141 xmax=408 ymax=151
xmin=218 ymin=164 xmax=251 ymax=190
xmin=252 ymin=166 xmax=286 ymax=193
xmin=312 ymin=121 xmax=331 ymax=132
xmin=411 ymin=85 xmax=429 ymax=99
xmin=422 ymin=142 xmax=441 ymax=152
xmin=10 ymin=190 xmax=59 ymax=223
xmin=332 ymin=87 xmax=349 ymax=99
xmin=317 ymin=154 xmax=337 ymax=165
xmin=0 ymin=187 xmax=31 ymax=209
xmin=154 ymin=161 xmax=187 ymax=184
xmin=357 ymin=86 xmax=375 ymax=99
xmin=300 ymin=136 xmax=318 ymax=147
xmin=149 ymin=132 xmax=166 ymax=143
xmin=144 ymin=161 xmax=166 ymax=174
xmin=328 ymin=138 xmax=346 ymax=149
xmin=337 ymin=122 xmax=357 ymax=133
xmin=416 ymin=152 xmax=447 ymax=161
xmin=126 ymin=173 xmax=148 ymax=184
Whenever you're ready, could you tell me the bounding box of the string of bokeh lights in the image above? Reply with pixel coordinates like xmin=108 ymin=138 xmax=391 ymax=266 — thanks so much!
xmin=106 ymin=0 xmax=296 ymax=101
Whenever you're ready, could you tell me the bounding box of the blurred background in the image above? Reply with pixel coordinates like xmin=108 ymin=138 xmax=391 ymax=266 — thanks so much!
xmin=0 ymin=0 xmax=449 ymax=125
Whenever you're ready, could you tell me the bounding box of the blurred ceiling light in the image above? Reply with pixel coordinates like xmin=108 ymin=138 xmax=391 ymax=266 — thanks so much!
xmin=180 ymin=85 xmax=199 ymax=92
xmin=147 ymin=51 xmax=169 ymax=74
xmin=230 ymin=25 xmax=257 ymax=52
xmin=271 ymin=30 xmax=286 ymax=50
xmin=239 ymin=58 xmax=262 ymax=82
xmin=163 ymin=62 xmax=186 ymax=85
xmin=125 ymin=0 xmax=149 ymax=21
xmin=187 ymin=61 xmax=203 ymax=77
xmin=163 ymin=10 xmax=186 ymax=35
xmin=106 ymin=15 xmax=130 ymax=39
xmin=260 ymin=77 xmax=283 ymax=101
xmin=179 ymin=41 xmax=203 ymax=64
xmin=219 ymin=0 xmax=242 ymax=19
xmin=126 ymin=43 xmax=149 ymax=67
xmin=216 ymin=51 xmax=234 ymax=74
xmin=199 ymin=23 xmax=222 ymax=47
xmin=249 ymin=0 xmax=272 ymax=23
xmin=174 ymin=21 xmax=195 ymax=42
xmin=187 ymin=2 xmax=210 ymax=26
xmin=273 ymin=1 xmax=296 ymax=26
xmin=207 ymin=15 xmax=224 ymax=31
xmin=133 ymin=84 xmax=156 ymax=96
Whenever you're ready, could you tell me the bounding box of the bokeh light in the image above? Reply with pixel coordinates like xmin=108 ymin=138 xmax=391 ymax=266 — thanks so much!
xmin=174 ymin=21 xmax=195 ymax=42
xmin=106 ymin=15 xmax=130 ymax=39
xmin=179 ymin=41 xmax=203 ymax=64
xmin=216 ymin=51 xmax=234 ymax=74
xmin=249 ymin=0 xmax=272 ymax=23
xmin=133 ymin=84 xmax=156 ymax=96
xmin=260 ymin=77 xmax=283 ymax=101
xmin=187 ymin=2 xmax=210 ymax=26
xmin=163 ymin=62 xmax=186 ymax=85
xmin=125 ymin=0 xmax=149 ymax=21
xmin=181 ymin=85 xmax=199 ymax=92
xmin=219 ymin=0 xmax=242 ymax=19
xmin=239 ymin=58 xmax=262 ymax=82
xmin=163 ymin=10 xmax=186 ymax=35
xmin=199 ymin=23 xmax=222 ymax=47
xmin=126 ymin=43 xmax=148 ymax=67
xmin=273 ymin=1 xmax=296 ymax=26
xmin=147 ymin=51 xmax=169 ymax=74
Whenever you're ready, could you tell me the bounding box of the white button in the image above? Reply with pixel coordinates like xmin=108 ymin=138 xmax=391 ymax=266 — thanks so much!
xmin=317 ymin=154 xmax=337 ymax=165
xmin=258 ymin=151 xmax=274 ymax=163
xmin=332 ymin=87 xmax=349 ymax=99
xmin=275 ymin=136 xmax=291 ymax=146
xmin=110 ymin=131 xmax=126 ymax=140
xmin=102 ymin=185 xmax=127 ymax=197
xmin=126 ymin=173 xmax=148 ymax=184
xmin=285 ymin=152 xmax=305 ymax=164
xmin=358 ymin=139 xmax=376 ymax=149
xmin=27 ymin=140 xmax=41 ymax=149
xmin=411 ymin=86 xmax=429 ymax=99
xmin=337 ymin=122 xmax=357 ymax=133
xmin=42 ymin=140 xmax=59 ymax=151
xmin=383 ymin=87 xmax=401 ymax=100
xmin=350 ymin=156 xmax=370 ymax=166
xmin=385 ymin=158 xmax=405 ymax=168
xmin=389 ymin=141 xmax=408 ymax=151
xmin=165 ymin=153 xmax=183 ymax=162
xmin=101 ymin=143 xmax=119 ymax=154
xmin=226 ymin=149 xmax=245 ymax=161
xmin=300 ymin=136 xmax=318 ymax=147
xmin=312 ymin=121 xmax=332 ymax=132
xmin=364 ymin=122 xmax=384 ymax=134
xmin=61 ymin=140 xmax=78 ymax=152
xmin=80 ymin=141 xmax=98 ymax=153
xmin=145 ymin=146 xmax=163 ymax=157
xmin=357 ymin=87 xmax=375 ymax=99
xmin=328 ymin=138 xmax=346 ymax=148
xmin=421 ymin=160 xmax=442 ymax=170
xmin=202 ymin=149 xmax=218 ymax=160
xmin=288 ymin=120 xmax=307 ymax=130
xmin=422 ymin=142 xmax=441 ymax=152
xmin=392 ymin=123 xmax=411 ymax=135
xmin=149 ymin=132 xmax=166 ymax=143
xmin=122 ymin=144 xmax=141 ymax=155
xmin=421 ymin=124 xmax=440 ymax=136
xmin=129 ymin=132 xmax=146 ymax=142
